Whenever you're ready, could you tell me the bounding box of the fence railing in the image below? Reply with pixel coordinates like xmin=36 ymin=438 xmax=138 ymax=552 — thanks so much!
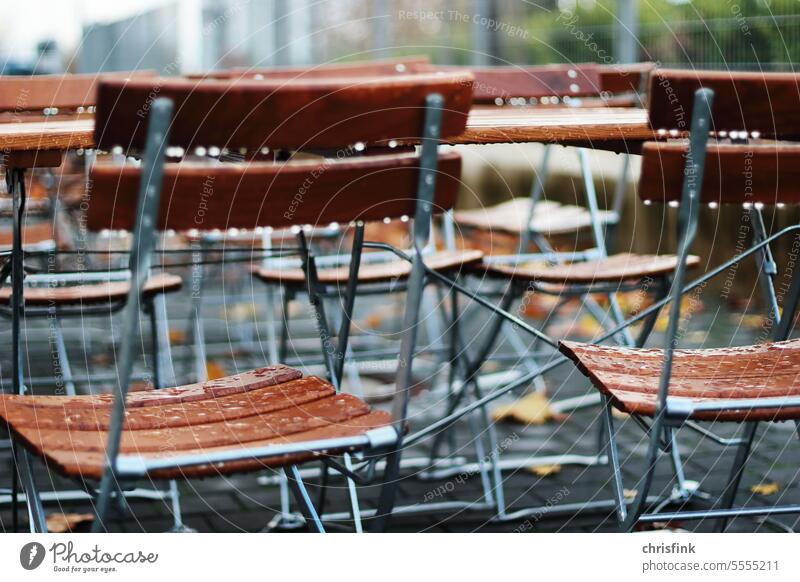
xmin=544 ymin=14 xmax=800 ymax=71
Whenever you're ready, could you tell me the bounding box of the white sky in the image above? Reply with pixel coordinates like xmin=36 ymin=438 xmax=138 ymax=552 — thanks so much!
xmin=0 ymin=0 xmax=173 ymax=59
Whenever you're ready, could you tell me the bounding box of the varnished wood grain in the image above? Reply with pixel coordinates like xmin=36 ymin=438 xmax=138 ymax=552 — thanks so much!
xmin=483 ymin=253 xmax=699 ymax=284
xmin=87 ymin=152 xmax=462 ymax=232
xmin=197 ymin=56 xmax=432 ymax=80
xmin=0 ymin=71 xmax=154 ymax=113
xmin=0 ymin=118 xmax=94 ymax=152
xmin=648 ymin=69 xmax=800 ymax=137
xmin=253 ymin=249 xmax=484 ymax=286
xmin=94 ymin=73 xmax=474 ymax=151
xmin=0 ymin=273 xmax=182 ymax=306
xmin=0 ymin=365 xmax=392 ymax=480
xmin=450 ymin=106 xmax=657 ymax=146
xmin=561 ymin=339 xmax=800 ymax=421
xmin=640 ymin=142 xmax=800 ymax=205
xmin=437 ymin=64 xmax=601 ymax=102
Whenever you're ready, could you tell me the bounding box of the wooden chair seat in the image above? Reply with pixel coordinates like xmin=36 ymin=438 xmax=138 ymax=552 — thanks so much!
xmin=560 ymin=339 xmax=800 ymax=422
xmin=0 ymin=364 xmax=391 ymax=480
xmin=453 ymin=198 xmax=617 ymax=237
xmin=253 ymin=249 xmax=484 ymax=286
xmin=0 ymin=273 xmax=182 ymax=306
xmin=0 ymin=221 xmax=56 ymax=251
xmin=482 ymin=252 xmax=699 ymax=284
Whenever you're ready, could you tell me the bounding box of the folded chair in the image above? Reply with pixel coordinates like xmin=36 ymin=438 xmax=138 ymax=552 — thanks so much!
xmin=561 ymin=69 xmax=800 ymax=531
xmin=0 ymin=70 xmax=474 ymax=532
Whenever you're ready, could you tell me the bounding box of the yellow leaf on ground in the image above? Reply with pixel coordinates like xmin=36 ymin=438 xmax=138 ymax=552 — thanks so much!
xmin=750 ymin=482 xmax=781 ymax=496
xmin=491 ymin=392 xmax=566 ymax=425
xmin=225 ymin=302 xmax=257 ymax=322
xmin=206 ymin=361 xmax=226 ymax=380
xmin=46 ymin=512 xmax=94 ymax=533
xmin=623 ymin=488 xmax=638 ymax=500
xmin=576 ymin=314 xmax=604 ymax=337
xmin=529 ymin=464 xmax=562 ymax=477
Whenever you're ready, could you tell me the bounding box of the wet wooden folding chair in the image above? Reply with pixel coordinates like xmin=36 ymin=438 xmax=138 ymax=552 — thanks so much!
xmin=561 ymin=69 xmax=800 ymax=530
xmin=0 ymin=71 xmax=473 ymax=532
xmin=0 ymin=71 xmax=190 ymax=532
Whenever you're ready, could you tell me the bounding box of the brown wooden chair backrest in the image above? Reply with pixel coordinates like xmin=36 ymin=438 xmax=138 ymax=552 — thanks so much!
xmin=433 ymin=64 xmax=601 ymax=103
xmin=93 ymin=72 xmax=474 ymax=151
xmin=196 ymin=56 xmax=432 ymax=80
xmin=87 ymin=152 xmax=462 ymax=232
xmin=0 ymin=71 xmax=156 ymax=114
xmin=639 ymin=141 xmax=800 ymax=205
xmin=647 ymin=69 xmax=800 ymax=138
xmin=598 ymin=62 xmax=654 ymax=96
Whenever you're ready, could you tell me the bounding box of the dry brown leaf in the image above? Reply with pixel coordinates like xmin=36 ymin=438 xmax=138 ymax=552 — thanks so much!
xmin=364 ymin=311 xmax=385 ymax=329
xmin=46 ymin=512 xmax=94 ymax=533
xmin=750 ymin=481 xmax=781 ymax=496
xmin=529 ymin=464 xmax=562 ymax=477
xmin=206 ymin=361 xmax=226 ymax=380
xmin=491 ymin=392 xmax=566 ymax=425
xmin=168 ymin=328 xmax=186 ymax=345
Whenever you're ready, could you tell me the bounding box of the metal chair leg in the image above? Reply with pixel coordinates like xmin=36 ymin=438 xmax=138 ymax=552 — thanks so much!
xmin=602 ymin=396 xmax=628 ymax=523
xmin=714 ymin=422 xmax=759 ymax=532
xmin=284 ymin=465 xmax=325 ymax=533
xmin=16 ymin=447 xmax=46 ymax=533
xmin=51 ymin=316 xmax=77 ymax=396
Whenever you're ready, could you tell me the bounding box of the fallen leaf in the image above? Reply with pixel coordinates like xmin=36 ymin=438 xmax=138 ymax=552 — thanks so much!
xmin=206 ymin=361 xmax=226 ymax=380
xmin=168 ymin=328 xmax=186 ymax=345
xmin=46 ymin=512 xmax=94 ymax=533
xmin=491 ymin=392 xmax=566 ymax=425
xmin=611 ymin=407 xmax=629 ymax=420
xmin=529 ymin=464 xmax=562 ymax=477
xmin=750 ymin=482 xmax=781 ymax=496
xmin=225 ymin=302 xmax=257 ymax=322
xmin=364 ymin=311 xmax=385 ymax=329
xmin=623 ymin=488 xmax=638 ymax=500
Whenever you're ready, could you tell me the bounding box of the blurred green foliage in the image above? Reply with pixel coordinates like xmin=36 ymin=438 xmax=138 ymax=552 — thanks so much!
xmin=522 ymin=0 xmax=800 ymax=68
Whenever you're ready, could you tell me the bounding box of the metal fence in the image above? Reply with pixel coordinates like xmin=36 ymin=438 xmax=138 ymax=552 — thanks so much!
xmin=547 ymin=14 xmax=800 ymax=71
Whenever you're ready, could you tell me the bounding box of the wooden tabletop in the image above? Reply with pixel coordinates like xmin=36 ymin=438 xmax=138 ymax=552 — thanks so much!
xmin=0 ymin=106 xmax=656 ymax=154
xmin=0 ymin=118 xmax=94 ymax=152
xmin=451 ymin=106 xmax=658 ymax=150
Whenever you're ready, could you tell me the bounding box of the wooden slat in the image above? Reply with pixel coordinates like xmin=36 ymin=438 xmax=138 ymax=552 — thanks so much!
xmin=253 ymin=249 xmax=483 ymax=285
xmin=1 ymin=377 xmax=334 ymax=431
xmin=94 ymin=73 xmax=474 ymax=151
xmin=198 ymin=56 xmax=432 ymax=80
xmin=451 ymin=106 xmax=657 ymax=146
xmin=560 ymin=339 xmax=800 ymax=421
xmin=15 ymin=392 xmax=372 ymax=453
xmin=0 ymin=221 xmax=55 ymax=249
xmin=437 ymin=64 xmax=601 ymax=102
xmin=41 ymin=411 xmax=392 ymax=480
xmin=0 ymin=71 xmax=155 ymax=113
xmin=87 ymin=152 xmax=462 ymax=232
xmin=598 ymin=63 xmax=655 ymax=95
xmin=648 ymin=69 xmax=800 ymax=138
xmin=0 ymin=273 xmax=182 ymax=306
xmin=484 ymin=253 xmax=699 ymax=284
xmin=640 ymin=142 xmax=800 ymax=205
xmin=0 ymin=364 xmax=393 ymax=480
xmin=454 ymin=198 xmax=617 ymax=237
xmin=5 ymin=365 xmax=301 ymax=410
xmin=0 ymin=118 xmax=94 ymax=152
